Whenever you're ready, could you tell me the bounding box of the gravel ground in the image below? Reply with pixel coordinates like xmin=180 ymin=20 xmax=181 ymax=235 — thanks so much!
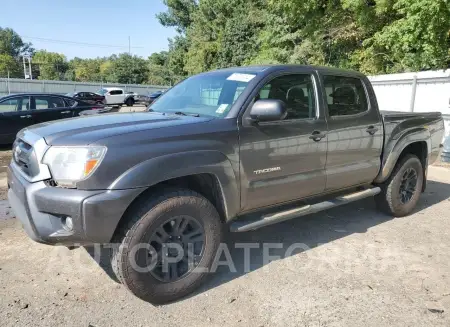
xmin=0 ymin=147 xmax=11 ymax=200
xmin=1 ymin=164 xmax=450 ymax=326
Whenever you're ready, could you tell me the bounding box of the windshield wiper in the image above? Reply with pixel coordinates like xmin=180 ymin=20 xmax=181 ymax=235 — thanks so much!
xmin=173 ymin=111 xmax=200 ymax=117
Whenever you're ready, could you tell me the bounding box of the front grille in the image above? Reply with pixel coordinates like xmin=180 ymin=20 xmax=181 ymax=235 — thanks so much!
xmin=12 ymin=139 xmax=39 ymax=177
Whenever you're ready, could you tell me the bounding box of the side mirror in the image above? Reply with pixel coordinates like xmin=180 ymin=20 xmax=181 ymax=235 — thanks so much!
xmin=248 ymin=99 xmax=287 ymax=123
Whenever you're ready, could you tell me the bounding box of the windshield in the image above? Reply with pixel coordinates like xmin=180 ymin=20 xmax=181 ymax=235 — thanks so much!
xmin=149 ymin=71 xmax=258 ymax=117
xmin=97 ymin=89 xmax=107 ymax=95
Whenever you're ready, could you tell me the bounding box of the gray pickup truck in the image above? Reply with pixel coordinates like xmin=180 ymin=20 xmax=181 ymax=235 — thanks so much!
xmin=7 ymin=65 xmax=444 ymax=304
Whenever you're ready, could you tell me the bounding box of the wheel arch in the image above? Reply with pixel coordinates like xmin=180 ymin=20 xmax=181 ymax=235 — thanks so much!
xmin=375 ymin=127 xmax=430 ymax=185
xmin=108 ymin=151 xmax=240 ymax=222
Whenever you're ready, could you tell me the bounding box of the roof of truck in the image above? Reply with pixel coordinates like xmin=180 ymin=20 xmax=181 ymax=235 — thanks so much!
xmin=201 ymin=64 xmax=366 ymax=78
xmin=101 ymin=87 xmax=123 ymax=91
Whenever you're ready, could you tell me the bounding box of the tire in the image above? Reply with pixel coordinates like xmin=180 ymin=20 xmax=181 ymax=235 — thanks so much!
xmin=111 ymin=189 xmax=223 ymax=304
xmin=375 ymin=154 xmax=423 ymax=217
xmin=125 ymin=98 xmax=134 ymax=107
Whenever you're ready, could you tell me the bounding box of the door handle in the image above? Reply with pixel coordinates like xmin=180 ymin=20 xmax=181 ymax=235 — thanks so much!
xmin=20 ymin=115 xmax=32 ymax=119
xmin=366 ymin=126 xmax=379 ymax=135
xmin=309 ymin=130 xmax=326 ymax=142
xmin=60 ymin=111 xmax=71 ymax=114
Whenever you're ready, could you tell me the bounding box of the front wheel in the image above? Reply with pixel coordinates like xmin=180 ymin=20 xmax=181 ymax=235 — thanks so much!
xmin=375 ymin=154 xmax=423 ymax=217
xmin=111 ymin=189 xmax=223 ymax=304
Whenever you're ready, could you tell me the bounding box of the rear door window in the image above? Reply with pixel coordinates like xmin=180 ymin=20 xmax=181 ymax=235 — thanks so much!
xmin=34 ymin=96 xmax=66 ymax=110
xmin=110 ymin=90 xmax=123 ymax=95
xmin=323 ymin=75 xmax=368 ymax=117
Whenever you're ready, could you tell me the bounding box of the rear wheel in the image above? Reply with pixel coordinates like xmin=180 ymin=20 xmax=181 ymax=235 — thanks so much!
xmin=111 ymin=189 xmax=223 ymax=304
xmin=125 ymin=98 xmax=134 ymax=107
xmin=375 ymin=154 xmax=423 ymax=217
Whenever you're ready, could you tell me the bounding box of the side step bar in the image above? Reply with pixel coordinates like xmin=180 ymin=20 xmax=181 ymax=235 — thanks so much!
xmin=230 ymin=187 xmax=381 ymax=232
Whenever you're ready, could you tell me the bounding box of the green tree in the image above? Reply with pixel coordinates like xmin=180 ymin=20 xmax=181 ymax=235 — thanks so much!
xmin=72 ymin=58 xmax=104 ymax=82
xmin=252 ymin=0 xmax=450 ymax=74
xmin=0 ymin=54 xmax=16 ymax=77
xmin=33 ymin=50 xmax=68 ymax=80
xmin=157 ymin=0 xmax=198 ymax=33
xmin=0 ymin=27 xmax=34 ymax=77
xmin=110 ymin=53 xmax=149 ymax=84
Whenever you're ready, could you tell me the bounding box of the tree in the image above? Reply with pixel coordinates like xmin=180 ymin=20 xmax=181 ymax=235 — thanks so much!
xmin=251 ymin=0 xmax=450 ymax=74
xmin=157 ymin=0 xmax=198 ymax=33
xmin=0 ymin=54 xmax=16 ymax=77
xmin=0 ymin=27 xmax=33 ymax=58
xmin=33 ymin=50 xmax=68 ymax=80
xmin=0 ymin=27 xmax=34 ymax=77
xmin=72 ymin=58 xmax=104 ymax=82
xmin=110 ymin=53 xmax=149 ymax=84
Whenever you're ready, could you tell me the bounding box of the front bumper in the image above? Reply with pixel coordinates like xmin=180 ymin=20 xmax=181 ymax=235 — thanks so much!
xmin=7 ymin=165 xmax=144 ymax=246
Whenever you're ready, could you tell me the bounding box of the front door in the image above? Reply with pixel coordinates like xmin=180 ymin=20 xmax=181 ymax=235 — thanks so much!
xmin=321 ymin=74 xmax=383 ymax=190
xmin=239 ymin=73 xmax=328 ymax=211
xmin=31 ymin=95 xmax=73 ymax=124
xmin=0 ymin=96 xmax=32 ymax=144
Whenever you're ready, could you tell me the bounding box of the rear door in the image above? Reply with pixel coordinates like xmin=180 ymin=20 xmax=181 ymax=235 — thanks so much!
xmin=0 ymin=96 xmax=32 ymax=144
xmin=31 ymin=95 xmax=74 ymax=123
xmin=321 ymin=74 xmax=383 ymax=190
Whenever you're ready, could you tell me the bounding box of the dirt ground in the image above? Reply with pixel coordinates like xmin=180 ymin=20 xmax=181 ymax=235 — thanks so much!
xmin=1 ymin=162 xmax=450 ymax=326
xmin=0 ymin=147 xmax=11 ymax=200
xmin=1 ymin=133 xmax=450 ymax=326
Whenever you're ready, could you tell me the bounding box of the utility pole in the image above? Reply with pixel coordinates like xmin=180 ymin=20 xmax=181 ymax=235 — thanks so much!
xmin=7 ymin=70 xmax=10 ymax=94
xmin=22 ymin=56 xmax=32 ymax=79
xmin=23 ymin=56 xmax=27 ymax=79
xmin=29 ymin=56 xmax=32 ymax=80
xmin=128 ymin=36 xmax=131 ymax=55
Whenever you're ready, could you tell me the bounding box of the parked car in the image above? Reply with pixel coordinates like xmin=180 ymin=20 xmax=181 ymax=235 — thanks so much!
xmin=97 ymin=87 xmax=135 ymax=107
xmin=66 ymin=92 xmax=105 ymax=105
xmin=7 ymin=65 xmax=444 ymax=304
xmin=0 ymin=93 xmax=107 ymax=144
xmin=134 ymin=90 xmax=164 ymax=106
xmin=148 ymin=90 xmax=164 ymax=104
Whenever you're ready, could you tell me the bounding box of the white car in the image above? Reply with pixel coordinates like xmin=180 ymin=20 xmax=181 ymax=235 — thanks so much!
xmin=97 ymin=87 xmax=135 ymax=107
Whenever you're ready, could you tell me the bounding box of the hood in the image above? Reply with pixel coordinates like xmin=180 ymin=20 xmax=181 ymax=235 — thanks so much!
xmin=24 ymin=112 xmax=212 ymax=146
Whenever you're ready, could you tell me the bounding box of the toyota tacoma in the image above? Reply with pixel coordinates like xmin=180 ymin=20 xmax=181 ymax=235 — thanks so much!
xmin=7 ymin=65 xmax=444 ymax=304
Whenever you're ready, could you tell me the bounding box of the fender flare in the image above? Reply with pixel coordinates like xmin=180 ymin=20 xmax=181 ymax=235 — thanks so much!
xmin=108 ymin=150 xmax=240 ymax=220
xmin=374 ymin=127 xmax=431 ymax=183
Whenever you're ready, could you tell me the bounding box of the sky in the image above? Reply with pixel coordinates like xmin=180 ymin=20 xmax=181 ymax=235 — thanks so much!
xmin=1 ymin=0 xmax=178 ymax=59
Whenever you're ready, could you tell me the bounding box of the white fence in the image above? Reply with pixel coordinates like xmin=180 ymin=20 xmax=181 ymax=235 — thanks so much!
xmin=368 ymin=70 xmax=450 ymax=114
xmin=368 ymin=70 xmax=450 ymax=161
xmin=0 ymin=78 xmax=168 ymax=96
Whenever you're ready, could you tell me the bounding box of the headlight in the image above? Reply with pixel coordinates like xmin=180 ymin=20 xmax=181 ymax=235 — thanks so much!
xmin=42 ymin=146 xmax=107 ymax=187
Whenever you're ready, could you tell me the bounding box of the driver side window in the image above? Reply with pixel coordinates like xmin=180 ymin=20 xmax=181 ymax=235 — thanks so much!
xmin=257 ymin=74 xmax=317 ymax=120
